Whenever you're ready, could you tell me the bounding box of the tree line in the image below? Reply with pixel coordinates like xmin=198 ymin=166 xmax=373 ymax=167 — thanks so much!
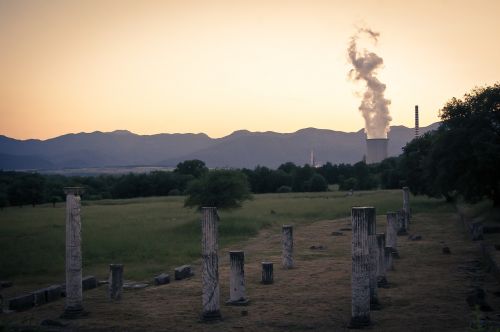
xmin=0 ymin=158 xmax=402 ymax=208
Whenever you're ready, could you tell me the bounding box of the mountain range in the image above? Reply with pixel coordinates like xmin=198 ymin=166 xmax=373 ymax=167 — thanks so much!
xmin=0 ymin=123 xmax=439 ymax=171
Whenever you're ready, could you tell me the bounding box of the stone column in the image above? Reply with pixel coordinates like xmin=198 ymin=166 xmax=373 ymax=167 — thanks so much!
xmin=282 ymin=225 xmax=294 ymax=269
xmin=384 ymin=246 xmax=393 ymax=271
xmin=261 ymin=262 xmax=274 ymax=284
xmin=397 ymin=210 xmax=408 ymax=235
xmin=386 ymin=212 xmax=399 ymax=257
xmin=109 ymin=264 xmax=123 ymax=301
xmin=402 ymin=187 xmax=410 ymax=225
xmin=227 ymin=251 xmax=248 ymax=305
xmin=350 ymin=207 xmax=371 ymax=328
xmin=62 ymin=187 xmax=85 ymax=319
xmin=376 ymin=234 xmax=387 ymax=287
xmin=366 ymin=207 xmax=379 ymax=309
xmin=201 ymin=207 xmax=221 ymax=321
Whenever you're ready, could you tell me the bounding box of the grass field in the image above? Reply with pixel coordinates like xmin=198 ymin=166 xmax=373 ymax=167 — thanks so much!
xmin=0 ymin=190 xmax=453 ymax=286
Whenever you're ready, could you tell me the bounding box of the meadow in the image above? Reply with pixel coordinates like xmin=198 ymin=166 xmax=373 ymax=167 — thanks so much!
xmin=0 ymin=190 xmax=453 ymax=286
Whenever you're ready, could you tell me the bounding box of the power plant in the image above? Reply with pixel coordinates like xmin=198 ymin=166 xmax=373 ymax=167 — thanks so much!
xmin=366 ymin=138 xmax=388 ymax=164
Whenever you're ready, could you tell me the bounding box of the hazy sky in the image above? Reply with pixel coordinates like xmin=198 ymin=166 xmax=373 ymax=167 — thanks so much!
xmin=1 ymin=0 xmax=499 ymax=140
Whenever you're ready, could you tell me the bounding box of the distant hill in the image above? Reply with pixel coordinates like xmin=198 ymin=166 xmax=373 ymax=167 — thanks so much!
xmin=0 ymin=123 xmax=439 ymax=170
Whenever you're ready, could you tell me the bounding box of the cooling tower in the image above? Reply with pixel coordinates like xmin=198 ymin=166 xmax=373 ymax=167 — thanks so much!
xmin=366 ymin=138 xmax=388 ymax=164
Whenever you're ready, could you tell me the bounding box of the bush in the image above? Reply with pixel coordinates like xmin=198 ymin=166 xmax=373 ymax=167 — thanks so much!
xmin=308 ymin=174 xmax=328 ymax=192
xmin=276 ymin=185 xmax=292 ymax=193
xmin=168 ymin=189 xmax=181 ymax=196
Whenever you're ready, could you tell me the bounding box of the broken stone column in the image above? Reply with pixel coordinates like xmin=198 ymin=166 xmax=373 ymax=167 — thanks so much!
xmin=376 ymin=234 xmax=388 ymax=287
xmin=201 ymin=207 xmax=221 ymax=321
xmin=366 ymin=207 xmax=380 ymax=309
xmin=403 ymin=187 xmax=410 ymax=225
xmin=227 ymin=251 xmax=249 ymax=305
xmin=397 ymin=210 xmax=408 ymax=236
xmin=109 ymin=264 xmax=123 ymax=301
xmin=384 ymin=246 xmax=393 ymax=271
xmin=282 ymin=225 xmax=294 ymax=269
xmin=386 ymin=212 xmax=399 ymax=257
xmin=261 ymin=262 xmax=274 ymax=284
xmin=350 ymin=207 xmax=371 ymax=328
xmin=62 ymin=187 xmax=85 ymax=319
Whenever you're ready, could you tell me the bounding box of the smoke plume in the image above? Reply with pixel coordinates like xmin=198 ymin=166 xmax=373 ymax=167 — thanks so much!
xmin=348 ymin=28 xmax=392 ymax=139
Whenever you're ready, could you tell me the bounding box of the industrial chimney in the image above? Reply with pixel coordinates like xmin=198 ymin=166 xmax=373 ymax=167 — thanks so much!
xmin=366 ymin=138 xmax=388 ymax=164
xmin=415 ymin=105 xmax=419 ymax=138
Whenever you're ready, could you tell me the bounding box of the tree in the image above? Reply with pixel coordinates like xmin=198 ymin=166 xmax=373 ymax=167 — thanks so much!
xmin=399 ymin=132 xmax=441 ymax=197
xmin=308 ymin=174 xmax=328 ymax=192
xmin=433 ymin=83 xmax=500 ymax=206
xmin=175 ymin=159 xmax=208 ymax=178
xmin=184 ymin=170 xmax=252 ymax=209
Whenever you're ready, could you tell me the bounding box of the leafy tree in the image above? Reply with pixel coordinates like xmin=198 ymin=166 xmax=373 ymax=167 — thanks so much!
xmin=433 ymin=83 xmax=500 ymax=205
xmin=276 ymin=185 xmax=292 ymax=193
xmin=184 ymin=170 xmax=252 ymax=209
xmin=175 ymin=159 xmax=208 ymax=178
xmin=339 ymin=177 xmax=358 ymax=191
xmin=291 ymin=165 xmax=314 ymax=192
xmin=278 ymin=162 xmax=298 ymax=174
xmin=308 ymin=174 xmax=328 ymax=192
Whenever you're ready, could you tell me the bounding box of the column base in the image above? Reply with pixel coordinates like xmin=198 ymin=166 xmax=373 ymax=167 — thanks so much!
xmin=225 ymin=298 xmax=249 ymax=306
xmin=348 ymin=316 xmax=370 ymax=329
xmin=60 ymin=306 xmax=88 ymax=319
xmin=201 ymin=310 xmax=222 ymax=322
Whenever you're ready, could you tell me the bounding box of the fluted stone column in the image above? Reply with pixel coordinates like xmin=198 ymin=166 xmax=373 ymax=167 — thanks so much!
xmin=366 ymin=208 xmax=379 ymax=309
xmin=386 ymin=212 xmax=399 ymax=257
xmin=403 ymin=187 xmax=410 ymax=225
xmin=282 ymin=225 xmax=293 ymax=269
xmin=227 ymin=251 xmax=248 ymax=305
xmin=62 ymin=187 xmax=85 ymax=319
xmin=384 ymin=246 xmax=393 ymax=271
xmin=350 ymin=207 xmax=372 ymax=328
xmin=261 ymin=262 xmax=274 ymax=284
xmin=201 ymin=207 xmax=221 ymax=321
xmin=397 ymin=210 xmax=408 ymax=235
xmin=109 ymin=264 xmax=123 ymax=301
xmin=376 ymin=234 xmax=387 ymax=287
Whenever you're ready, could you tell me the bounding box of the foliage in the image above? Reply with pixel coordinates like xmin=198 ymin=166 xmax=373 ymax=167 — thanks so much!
xmin=174 ymin=159 xmax=208 ymax=178
xmin=400 ymin=83 xmax=500 ymax=206
xmin=276 ymin=185 xmax=292 ymax=193
xmin=184 ymin=170 xmax=252 ymax=209
xmin=308 ymin=174 xmax=328 ymax=192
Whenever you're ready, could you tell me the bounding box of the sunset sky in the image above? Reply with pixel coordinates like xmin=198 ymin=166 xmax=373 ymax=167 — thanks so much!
xmin=1 ymin=0 xmax=499 ymax=140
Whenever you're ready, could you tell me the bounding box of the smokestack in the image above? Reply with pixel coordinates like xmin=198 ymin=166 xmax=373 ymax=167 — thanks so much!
xmin=366 ymin=138 xmax=388 ymax=164
xmin=415 ymin=105 xmax=419 ymax=138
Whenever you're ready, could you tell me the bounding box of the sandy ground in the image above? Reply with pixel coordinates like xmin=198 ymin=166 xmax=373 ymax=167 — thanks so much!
xmin=2 ymin=211 xmax=499 ymax=331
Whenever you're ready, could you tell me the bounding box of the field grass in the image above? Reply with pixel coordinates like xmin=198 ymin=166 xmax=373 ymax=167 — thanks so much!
xmin=0 ymin=190 xmax=453 ymax=285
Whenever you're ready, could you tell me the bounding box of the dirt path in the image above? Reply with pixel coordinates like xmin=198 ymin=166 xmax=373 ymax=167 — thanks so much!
xmin=1 ymin=211 xmax=487 ymax=331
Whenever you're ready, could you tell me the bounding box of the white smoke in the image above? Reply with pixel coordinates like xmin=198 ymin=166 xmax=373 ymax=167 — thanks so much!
xmin=348 ymin=28 xmax=392 ymax=139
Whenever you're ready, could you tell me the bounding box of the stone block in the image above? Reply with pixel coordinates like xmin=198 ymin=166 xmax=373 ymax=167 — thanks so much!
xmin=175 ymin=265 xmax=194 ymax=280
xmin=8 ymin=293 xmax=35 ymax=311
xmin=45 ymin=285 xmax=62 ymax=302
xmin=0 ymin=280 xmax=13 ymax=288
xmin=154 ymin=273 xmax=171 ymax=285
xmin=82 ymin=276 xmax=98 ymax=290
xmin=33 ymin=289 xmax=47 ymax=306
